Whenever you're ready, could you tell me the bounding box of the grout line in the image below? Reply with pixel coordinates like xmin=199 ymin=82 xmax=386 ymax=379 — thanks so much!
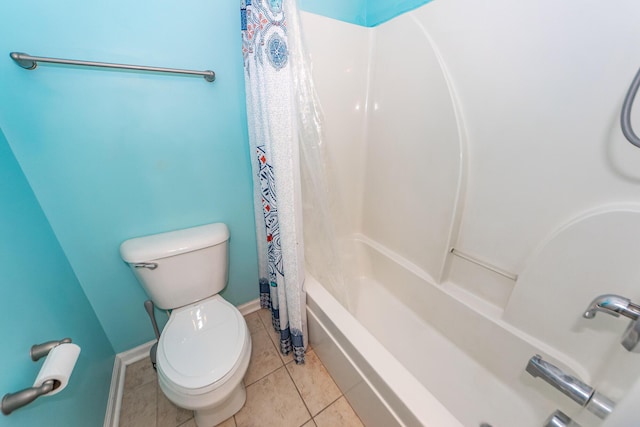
xmin=283 ymin=349 xmax=345 ymax=423
xmin=243 ymin=322 xmax=286 ymax=387
xmin=256 ymin=309 xmax=296 ymax=364
xmin=244 ymin=363 xmax=284 ymax=387
xmin=341 ymin=394 xmax=366 ymax=426
xmin=248 ymin=310 xmax=359 ymax=425
xmin=312 ymin=394 xmax=344 ymax=424
xmin=283 ymin=360 xmax=313 ymax=419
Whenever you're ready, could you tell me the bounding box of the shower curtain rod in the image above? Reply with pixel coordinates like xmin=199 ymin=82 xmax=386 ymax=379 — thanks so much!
xmin=9 ymin=52 xmax=215 ymax=82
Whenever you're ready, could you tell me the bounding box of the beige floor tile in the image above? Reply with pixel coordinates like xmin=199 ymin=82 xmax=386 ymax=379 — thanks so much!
xmin=124 ymin=357 xmax=156 ymax=391
xmin=256 ymin=308 xmax=274 ymax=330
xmin=235 ymin=366 xmax=311 ymax=427
xmin=257 ymin=309 xmax=295 ymax=364
xmin=119 ymin=380 xmax=157 ymax=427
xmin=286 ymin=350 xmax=341 ymax=416
xmin=175 ymin=414 xmax=236 ymax=427
xmin=314 ymin=396 xmax=363 ymax=427
xmin=301 ymin=420 xmax=317 ymax=427
xmin=214 ymin=417 xmax=236 ymax=427
xmin=244 ymin=311 xmax=265 ymax=335
xmin=157 ymin=385 xmax=194 ymax=427
xmin=244 ymin=326 xmax=283 ymax=385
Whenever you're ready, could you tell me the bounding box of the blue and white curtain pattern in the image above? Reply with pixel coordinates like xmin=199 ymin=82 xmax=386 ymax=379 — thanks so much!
xmin=241 ymin=0 xmax=307 ymax=364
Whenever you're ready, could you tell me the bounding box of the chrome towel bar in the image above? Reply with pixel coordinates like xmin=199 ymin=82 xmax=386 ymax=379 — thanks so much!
xmin=10 ymin=52 xmax=215 ymax=82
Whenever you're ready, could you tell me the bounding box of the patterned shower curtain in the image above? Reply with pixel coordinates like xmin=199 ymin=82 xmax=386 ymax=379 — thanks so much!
xmin=241 ymin=0 xmax=307 ymax=364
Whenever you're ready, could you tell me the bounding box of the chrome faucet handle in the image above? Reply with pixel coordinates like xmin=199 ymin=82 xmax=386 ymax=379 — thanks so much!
xmin=584 ymin=294 xmax=640 ymax=353
xmin=583 ymin=294 xmax=640 ymax=321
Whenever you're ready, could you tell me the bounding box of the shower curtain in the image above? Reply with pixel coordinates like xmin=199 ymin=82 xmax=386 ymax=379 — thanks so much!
xmin=241 ymin=0 xmax=307 ymax=364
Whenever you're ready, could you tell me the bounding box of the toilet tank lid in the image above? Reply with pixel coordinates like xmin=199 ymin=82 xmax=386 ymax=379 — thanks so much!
xmin=120 ymin=223 xmax=229 ymax=263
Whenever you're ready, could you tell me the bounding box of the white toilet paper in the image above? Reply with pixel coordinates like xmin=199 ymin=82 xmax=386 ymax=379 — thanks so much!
xmin=33 ymin=343 xmax=81 ymax=396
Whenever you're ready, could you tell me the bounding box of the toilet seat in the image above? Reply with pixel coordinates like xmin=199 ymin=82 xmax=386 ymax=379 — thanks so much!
xmin=157 ymin=295 xmax=248 ymax=394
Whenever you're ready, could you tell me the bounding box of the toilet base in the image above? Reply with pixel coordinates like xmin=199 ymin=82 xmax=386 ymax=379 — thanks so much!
xmin=194 ymin=380 xmax=247 ymax=427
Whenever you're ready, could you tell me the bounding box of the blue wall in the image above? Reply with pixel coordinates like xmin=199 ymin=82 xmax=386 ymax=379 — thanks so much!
xmin=0 ymin=0 xmax=429 ymax=358
xmin=299 ymin=0 xmax=367 ymax=26
xmin=366 ymin=0 xmax=433 ymax=26
xmin=299 ymin=0 xmax=432 ymax=26
xmin=0 ymin=0 xmax=259 ymax=352
xmin=0 ymin=129 xmax=114 ymax=426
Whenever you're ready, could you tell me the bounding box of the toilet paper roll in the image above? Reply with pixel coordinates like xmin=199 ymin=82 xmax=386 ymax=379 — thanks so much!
xmin=33 ymin=343 xmax=81 ymax=396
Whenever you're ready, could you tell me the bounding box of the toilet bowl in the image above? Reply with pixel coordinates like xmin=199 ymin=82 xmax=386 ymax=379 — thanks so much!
xmin=120 ymin=223 xmax=252 ymax=427
xmin=157 ymin=295 xmax=251 ymax=426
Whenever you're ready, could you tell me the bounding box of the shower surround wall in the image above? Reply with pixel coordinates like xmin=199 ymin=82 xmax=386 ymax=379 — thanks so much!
xmin=301 ymin=0 xmax=640 ymax=424
xmin=0 ymin=0 xmax=258 ymax=353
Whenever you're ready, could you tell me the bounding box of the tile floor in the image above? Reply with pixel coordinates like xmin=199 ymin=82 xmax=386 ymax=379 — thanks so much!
xmin=119 ymin=308 xmax=365 ymax=427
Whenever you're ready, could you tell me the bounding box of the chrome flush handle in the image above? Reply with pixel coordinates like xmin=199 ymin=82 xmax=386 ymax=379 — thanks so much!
xmin=133 ymin=262 xmax=158 ymax=270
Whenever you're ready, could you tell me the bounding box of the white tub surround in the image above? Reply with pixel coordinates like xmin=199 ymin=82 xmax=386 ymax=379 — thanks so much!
xmin=300 ymin=1 xmax=640 ymax=425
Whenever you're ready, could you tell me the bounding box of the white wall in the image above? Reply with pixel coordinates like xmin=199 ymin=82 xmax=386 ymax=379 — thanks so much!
xmin=301 ymin=0 xmax=640 ymax=421
xmin=361 ymin=14 xmax=463 ymax=284
xmin=414 ymin=0 xmax=640 ymax=404
xmin=416 ymin=0 xmax=640 ymax=298
xmin=300 ymin=15 xmax=370 ymax=237
xmin=301 ymin=11 xmax=464 ymax=285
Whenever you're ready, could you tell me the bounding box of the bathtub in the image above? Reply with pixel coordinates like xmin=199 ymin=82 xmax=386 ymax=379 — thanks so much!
xmin=305 ymin=236 xmax=592 ymax=427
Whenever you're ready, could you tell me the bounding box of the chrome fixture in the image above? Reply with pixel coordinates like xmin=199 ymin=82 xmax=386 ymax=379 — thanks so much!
xmin=30 ymin=337 xmax=71 ymax=361
xmin=449 ymin=248 xmax=518 ymax=281
xmin=583 ymin=294 xmax=640 ymax=320
xmin=622 ymin=318 xmax=640 ymax=352
xmin=1 ymin=380 xmax=55 ymax=415
xmin=2 ymin=338 xmax=73 ymax=415
xmin=144 ymin=300 xmax=161 ymax=370
xmin=544 ymin=410 xmax=581 ymax=427
xmin=586 ymin=391 xmax=616 ymax=420
xmin=526 ymin=355 xmax=593 ymax=406
xmin=134 ymin=262 xmax=158 ymax=270
xmin=526 ymin=355 xmax=614 ymax=419
xmin=621 ymin=66 xmax=640 ymax=148
xmin=583 ymin=294 xmax=640 ymax=352
xmin=10 ymin=52 xmax=216 ymax=82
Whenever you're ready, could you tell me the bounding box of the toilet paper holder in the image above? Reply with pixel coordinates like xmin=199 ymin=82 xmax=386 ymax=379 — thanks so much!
xmin=30 ymin=337 xmax=72 ymax=361
xmin=2 ymin=338 xmax=72 ymax=416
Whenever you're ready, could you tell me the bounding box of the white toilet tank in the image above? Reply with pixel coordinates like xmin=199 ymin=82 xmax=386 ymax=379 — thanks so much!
xmin=120 ymin=223 xmax=230 ymax=310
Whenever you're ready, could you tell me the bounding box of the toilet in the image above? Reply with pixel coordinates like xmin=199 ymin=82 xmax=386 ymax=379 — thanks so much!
xmin=120 ymin=223 xmax=251 ymax=427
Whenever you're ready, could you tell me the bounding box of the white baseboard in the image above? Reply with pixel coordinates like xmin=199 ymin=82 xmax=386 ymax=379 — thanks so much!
xmin=103 ymin=340 xmax=155 ymax=427
xmin=237 ymin=298 xmax=261 ymax=315
xmin=103 ymin=298 xmax=260 ymax=427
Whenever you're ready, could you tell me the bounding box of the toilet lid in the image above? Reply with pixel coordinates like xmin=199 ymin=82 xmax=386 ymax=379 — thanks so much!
xmin=158 ymin=296 xmax=247 ymax=390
